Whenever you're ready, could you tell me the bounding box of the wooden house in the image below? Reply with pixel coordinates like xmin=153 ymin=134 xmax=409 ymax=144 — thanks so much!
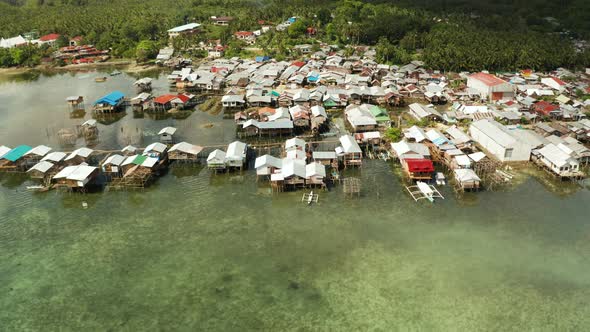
xmin=101 ymin=154 xmax=125 ymax=178
xmin=158 ymin=127 xmax=177 ymax=144
xmin=254 ymin=154 xmax=282 ymax=178
xmin=64 ymin=147 xmax=94 ymax=165
xmin=0 ymin=145 xmax=33 ymax=171
xmin=312 ymin=151 xmax=338 ymax=168
xmin=305 ymin=162 xmax=326 ymax=187
xmin=402 ymin=158 xmax=435 ymax=181
xmin=23 ymin=145 xmax=52 ymax=167
xmin=53 ymin=164 xmax=99 ymax=190
xmin=226 ymin=141 xmax=247 ymax=169
xmin=93 ymin=91 xmax=125 ymax=113
xmin=337 ymin=135 xmax=362 ymax=167
xmin=168 ymin=142 xmax=203 ymax=162
xmin=66 ymin=96 xmax=85 ymax=111
xmin=207 ymin=149 xmax=227 ymax=170
xmin=454 ymin=168 xmax=481 ymax=191
xmin=27 ymin=161 xmax=58 ymax=183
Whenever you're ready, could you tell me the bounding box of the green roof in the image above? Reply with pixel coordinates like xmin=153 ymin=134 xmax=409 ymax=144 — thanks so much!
xmin=374 ymin=115 xmax=391 ymax=123
xmin=133 ymin=155 xmax=147 ymax=165
xmin=368 ymin=105 xmax=387 ymax=117
xmin=324 ymin=100 xmax=338 ymax=107
xmin=2 ymin=145 xmax=32 ymax=162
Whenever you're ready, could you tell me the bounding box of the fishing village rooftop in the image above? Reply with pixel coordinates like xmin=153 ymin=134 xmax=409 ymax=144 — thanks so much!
xmin=1 ymin=17 xmax=590 ymax=200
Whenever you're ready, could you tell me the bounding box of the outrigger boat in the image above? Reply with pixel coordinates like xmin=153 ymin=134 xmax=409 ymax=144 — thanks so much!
xmin=406 ymin=181 xmax=444 ymax=203
xmin=95 ymin=76 xmax=107 ymax=82
xmin=302 ymin=191 xmax=319 ymax=205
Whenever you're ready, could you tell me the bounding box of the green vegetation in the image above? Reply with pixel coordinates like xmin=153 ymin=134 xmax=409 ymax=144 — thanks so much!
xmin=384 ymin=127 xmax=402 ymax=142
xmin=0 ymin=0 xmax=588 ymax=70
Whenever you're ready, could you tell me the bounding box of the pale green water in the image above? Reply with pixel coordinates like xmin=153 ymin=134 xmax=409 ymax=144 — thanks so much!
xmin=0 ymin=71 xmax=590 ymax=331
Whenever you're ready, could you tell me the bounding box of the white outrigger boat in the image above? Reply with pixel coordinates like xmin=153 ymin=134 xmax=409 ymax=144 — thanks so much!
xmin=302 ymin=191 xmax=319 ymax=205
xmin=406 ymin=181 xmax=444 ymax=203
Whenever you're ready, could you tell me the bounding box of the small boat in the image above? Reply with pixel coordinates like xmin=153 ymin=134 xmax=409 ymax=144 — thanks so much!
xmin=417 ymin=181 xmax=434 ymax=203
xmin=26 ymin=185 xmax=48 ymax=192
xmin=301 ymin=191 xmax=319 ymax=205
xmin=95 ymin=77 xmax=107 ymax=82
xmin=110 ymin=70 xmax=122 ymax=76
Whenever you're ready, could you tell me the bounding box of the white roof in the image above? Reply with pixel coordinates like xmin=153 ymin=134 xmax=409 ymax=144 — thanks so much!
xmin=134 ymin=77 xmax=153 ymax=85
xmin=305 ymin=162 xmax=326 ymax=178
xmin=144 ymin=142 xmax=167 ymax=154
xmin=27 ymin=161 xmax=55 ymax=174
xmin=121 ymin=145 xmax=138 ymax=153
xmin=538 ymin=144 xmax=577 ymax=168
xmin=280 ymin=158 xmax=306 ymax=178
xmin=68 ymin=165 xmax=97 ymax=181
xmin=82 ymin=119 xmax=97 ymax=127
xmin=207 ymin=149 xmax=226 ymax=162
xmin=65 ymin=147 xmax=93 ymax=161
xmin=41 ymin=151 xmax=66 ymax=163
xmin=104 ymin=154 xmax=125 ymax=166
xmin=0 ymin=35 xmax=26 ymax=48
xmin=141 ymin=157 xmax=159 ymax=168
xmin=0 ymin=145 xmax=11 ymax=158
xmin=313 ymin=151 xmax=337 ymax=159
xmin=454 ymin=155 xmax=472 ymax=167
xmin=339 ymin=135 xmax=362 ymax=154
xmin=254 ymin=155 xmax=282 ymax=169
xmin=445 ymin=126 xmax=472 ymax=144
xmin=54 ymin=164 xmax=96 ymax=181
xmin=168 ymin=23 xmax=201 ymax=32
xmin=285 ymin=137 xmax=306 ymax=150
xmin=226 ymin=141 xmax=247 ymax=160
xmin=286 ymin=149 xmax=306 ymax=160
xmin=24 ymin=145 xmax=52 ymax=157
xmin=404 ymin=126 xmax=427 ymax=142
xmin=310 ymin=105 xmax=327 ymax=118
xmin=468 ymin=152 xmax=487 ymax=162
xmin=454 ymin=168 xmax=481 ymax=182
xmin=409 ymin=103 xmax=441 ymax=119
xmin=169 ymin=142 xmax=203 ymax=155
xmin=158 ymin=127 xmax=177 ymax=135
xmin=471 ymin=119 xmax=516 ymax=148
xmin=390 ymin=141 xmax=430 ymax=158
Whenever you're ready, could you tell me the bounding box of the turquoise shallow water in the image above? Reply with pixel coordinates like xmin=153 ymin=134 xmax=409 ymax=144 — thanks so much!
xmin=0 ymin=71 xmax=590 ymax=330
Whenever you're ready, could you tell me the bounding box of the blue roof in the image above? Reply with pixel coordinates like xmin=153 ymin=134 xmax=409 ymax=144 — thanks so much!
xmin=288 ymin=17 xmax=297 ymax=23
xmin=2 ymin=145 xmax=32 ymax=162
xmin=94 ymin=91 xmax=124 ymax=106
xmin=255 ymin=56 xmax=270 ymax=62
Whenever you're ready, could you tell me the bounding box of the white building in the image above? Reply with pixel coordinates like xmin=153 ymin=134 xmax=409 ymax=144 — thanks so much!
xmin=167 ymin=23 xmax=201 ymax=38
xmin=467 ymin=72 xmax=514 ymax=101
xmin=535 ymin=143 xmax=580 ymax=176
xmin=469 ymin=119 xmax=532 ymax=162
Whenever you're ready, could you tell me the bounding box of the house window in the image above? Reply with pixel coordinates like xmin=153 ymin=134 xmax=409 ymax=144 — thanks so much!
xmin=504 ymin=148 xmax=513 ymax=159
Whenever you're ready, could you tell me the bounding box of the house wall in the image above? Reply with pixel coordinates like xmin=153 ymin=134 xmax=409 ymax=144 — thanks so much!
xmin=469 ymin=125 xmax=531 ymax=162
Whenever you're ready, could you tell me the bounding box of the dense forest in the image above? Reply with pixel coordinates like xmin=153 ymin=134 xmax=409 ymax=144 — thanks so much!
xmin=0 ymin=0 xmax=589 ymax=71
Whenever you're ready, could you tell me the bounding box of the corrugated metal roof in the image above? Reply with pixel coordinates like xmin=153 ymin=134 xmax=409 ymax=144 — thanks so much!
xmin=27 ymin=161 xmax=55 ymax=174
xmin=41 ymin=152 xmax=66 ymax=163
xmin=2 ymin=145 xmax=32 ymax=162
xmin=25 ymin=145 xmax=52 ymax=157
xmin=339 ymin=135 xmax=361 ymax=154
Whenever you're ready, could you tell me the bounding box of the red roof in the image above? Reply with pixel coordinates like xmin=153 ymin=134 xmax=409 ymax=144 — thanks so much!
xmin=39 ymin=33 xmax=60 ymax=42
xmin=291 ymin=61 xmax=305 ymax=67
xmin=405 ymin=159 xmax=434 ymax=173
xmin=532 ymin=101 xmax=559 ymax=115
xmin=470 ymin=72 xmax=507 ymax=87
xmin=175 ymin=94 xmax=191 ymax=103
xmin=548 ymin=76 xmax=566 ymax=86
xmin=235 ymin=31 xmax=254 ymax=37
xmin=153 ymin=94 xmax=177 ymax=104
xmin=70 ymin=36 xmax=83 ymax=42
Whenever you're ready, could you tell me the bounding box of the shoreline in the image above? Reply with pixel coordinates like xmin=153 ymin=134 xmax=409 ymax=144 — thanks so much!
xmin=0 ymin=60 xmax=161 ymax=77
